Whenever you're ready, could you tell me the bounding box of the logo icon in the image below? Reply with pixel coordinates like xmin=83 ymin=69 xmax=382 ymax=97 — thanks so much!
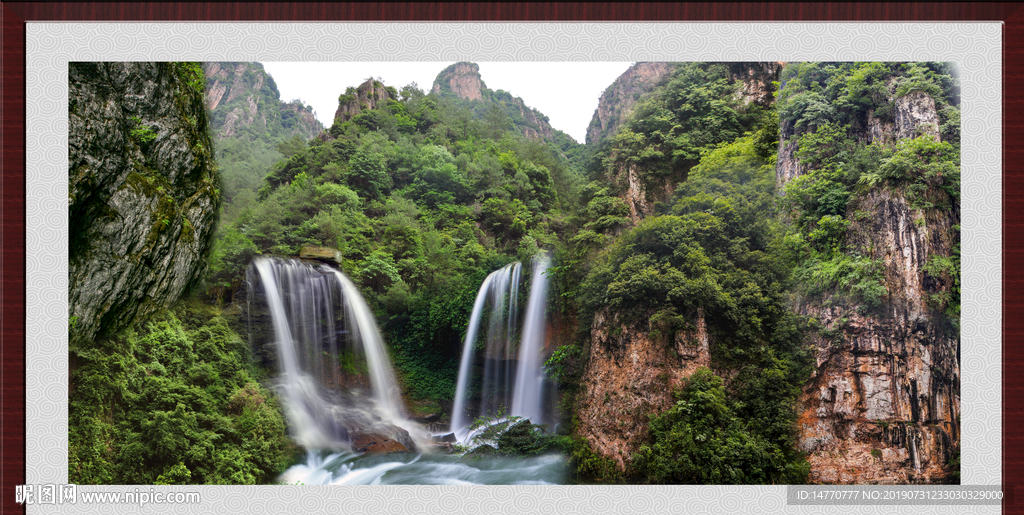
xmin=15 ymin=484 xmax=76 ymax=505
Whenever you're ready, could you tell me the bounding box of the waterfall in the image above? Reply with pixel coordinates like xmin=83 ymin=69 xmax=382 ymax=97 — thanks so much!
xmin=449 ymin=262 xmax=520 ymax=433
xmin=511 ymin=254 xmax=552 ymax=425
xmin=333 ymin=270 xmax=403 ymax=421
xmin=248 ymin=257 xmax=410 ymax=448
xmin=480 ymin=262 xmax=521 ymax=420
xmin=450 ymin=254 xmax=553 ymax=437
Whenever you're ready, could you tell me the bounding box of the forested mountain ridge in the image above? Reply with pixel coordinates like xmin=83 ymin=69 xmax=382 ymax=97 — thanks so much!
xmin=203 ymin=62 xmax=324 ymax=206
xmin=431 ymin=62 xmax=587 ymax=167
xmin=207 ymin=64 xmax=586 ymax=423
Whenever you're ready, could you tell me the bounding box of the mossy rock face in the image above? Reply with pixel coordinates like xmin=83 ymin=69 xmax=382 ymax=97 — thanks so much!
xmin=69 ymin=62 xmax=220 ymax=347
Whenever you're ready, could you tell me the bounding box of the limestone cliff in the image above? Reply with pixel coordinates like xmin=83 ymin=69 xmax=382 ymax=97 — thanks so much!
xmin=727 ymin=62 xmax=783 ymax=107
xmin=432 ymin=62 xmax=484 ymax=102
xmin=573 ymin=62 xmax=958 ymax=484
xmin=69 ymin=62 xmax=220 ymax=347
xmin=792 ymin=187 xmax=959 ymax=483
xmin=575 ymin=308 xmax=710 ymax=470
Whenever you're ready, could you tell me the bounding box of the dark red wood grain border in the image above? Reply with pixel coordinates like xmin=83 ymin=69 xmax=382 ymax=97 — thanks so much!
xmin=1 ymin=2 xmax=1019 ymax=514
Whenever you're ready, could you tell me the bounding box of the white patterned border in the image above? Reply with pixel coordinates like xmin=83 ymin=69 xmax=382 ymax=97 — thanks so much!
xmin=25 ymin=22 xmax=1001 ymax=515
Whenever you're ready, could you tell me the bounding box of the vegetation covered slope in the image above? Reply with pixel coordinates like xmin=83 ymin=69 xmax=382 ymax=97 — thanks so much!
xmin=208 ymin=75 xmax=585 ymax=418
xmin=69 ymin=300 xmax=293 ymax=484
xmin=562 ymin=63 xmax=813 ymax=484
xmin=773 ymin=62 xmax=960 ymax=484
xmin=203 ymin=62 xmax=324 ymax=206
xmin=561 ymin=61 xmax=959 ymax=484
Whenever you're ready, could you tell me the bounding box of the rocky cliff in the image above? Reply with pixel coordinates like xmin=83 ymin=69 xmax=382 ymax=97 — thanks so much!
xmin=431 ymin=62 xmax=557 ymax=142
xmin=203 ymin=62 xmax=322 ymax=141
xmin=587 ymin=62 xmax=779 ymax=147
xmin=776 ymin=73 xmax=960 ymax=484
xmin=432 ymin=62 xmax=484 ymax=102
xmin=585 ymin=62 xmax=675 ymax=146
xmin=69 ymin=62 xmax=220 ymax=347
xmin=573 ymin=62 xmax=958 ymax=484
xmin=792 ymin=195 xmax=959 ymax=482
xmin=575 ymin=308 xmax=710 ymax=470
xmin=334 ymin=78 xmax=394 ymax=124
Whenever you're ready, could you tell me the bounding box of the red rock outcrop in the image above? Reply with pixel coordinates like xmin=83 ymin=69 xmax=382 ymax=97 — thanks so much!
xmin=576 ymin=308 xmax=710 ymax=471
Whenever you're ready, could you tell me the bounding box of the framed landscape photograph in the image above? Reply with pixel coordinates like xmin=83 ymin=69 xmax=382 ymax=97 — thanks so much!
xmin=3 ymin=5 xmax=1010 ymax=515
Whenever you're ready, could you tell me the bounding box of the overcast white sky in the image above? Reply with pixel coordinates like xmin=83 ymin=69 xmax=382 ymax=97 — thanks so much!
xmin=262 ymin=62 xmax=633 ymax=143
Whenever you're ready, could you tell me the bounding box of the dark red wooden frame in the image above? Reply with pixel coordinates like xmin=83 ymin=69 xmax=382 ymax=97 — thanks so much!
xmin=2 ymin=2 xmax=1020 ymax=514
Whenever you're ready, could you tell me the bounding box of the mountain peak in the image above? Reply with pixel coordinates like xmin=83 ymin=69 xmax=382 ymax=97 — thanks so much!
xmin=334 ymin=78 xmax=394 ymax=124
xmin=431 ymin=62 xmax=484 ymax=102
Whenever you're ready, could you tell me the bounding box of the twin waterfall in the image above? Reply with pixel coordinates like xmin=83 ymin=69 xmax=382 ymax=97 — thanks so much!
xmin=450 ymin=254 xmax=553 ymax=436
xmin=247 ymin=253 xmax=554 ymax=453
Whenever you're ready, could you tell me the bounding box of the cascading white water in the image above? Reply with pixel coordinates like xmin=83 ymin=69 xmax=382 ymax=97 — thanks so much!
xmin=251 ymin=258 xmax=344 ymax=448
xmin=252 ymin=255 xmax=569 ymax=485
xmin=450 ymin=255 xmax=553 ymax=437
xmin=480 ymin=262 xmax=520 ymax=419
xmin=333 ymin=270 xmax=404 ymax=421
xmin=511 ymin=254 xmax=552 ymax=425
xmin=450 ymin=262 xmax=520 ymax=433
xmin=248 ymin=257 xmax=412 ymax=448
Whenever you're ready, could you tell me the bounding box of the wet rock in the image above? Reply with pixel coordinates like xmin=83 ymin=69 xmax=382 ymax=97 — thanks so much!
xmin=299 ymin=246 xmax=344 ymax=266
xmin=350 ymin=430 xmax=410 ymax=455
xmin=431 ymin=432 xmax=457 ymax=443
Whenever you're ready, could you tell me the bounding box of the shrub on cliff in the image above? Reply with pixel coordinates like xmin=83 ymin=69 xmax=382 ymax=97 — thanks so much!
xmin=632 ymin=368 xmax=809 ymax=484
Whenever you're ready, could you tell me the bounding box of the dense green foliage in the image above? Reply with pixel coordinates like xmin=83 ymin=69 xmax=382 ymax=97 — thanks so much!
xmin=776 ymin=62 xmax=960 ymax=322
xmin=588 ymin=63 xmax=767 ymax=189
xmin=207 ymin=76 xmax=584 ymax=409
xmin=69 ymin=300 xmax=295 ymax=484
xmin=71 ymin=60 xmax=961 ymax=485
xmin=574 ymin=132 xmax=812 ymax=483
xmin=776 ymin=62 xmax=959 ymax=142
xmin=633 ymin=368 xmax=810 ymax=484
